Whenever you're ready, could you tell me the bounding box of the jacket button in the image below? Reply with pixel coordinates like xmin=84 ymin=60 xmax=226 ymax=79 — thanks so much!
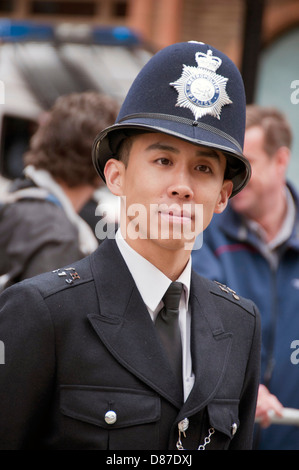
xmin=231 ymin=422 xmax=238 ymax=435
xmin=105 ymin=410 xmax=117 ymax=424
xmin=178 ymin=418 xmax=189 ymax=433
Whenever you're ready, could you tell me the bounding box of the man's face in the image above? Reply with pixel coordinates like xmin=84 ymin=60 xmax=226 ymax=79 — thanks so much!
xmin=105 ymin=132 xmax=232 ymax=253
xmin=230 ymin=126 xmax=280 ymax=219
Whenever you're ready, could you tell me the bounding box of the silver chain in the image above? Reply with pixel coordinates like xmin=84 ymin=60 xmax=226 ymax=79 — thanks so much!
xmin=176 ymin=426 xmax=215 ymax=450
xmin=197 ymin=427 xmax=215 ymax=450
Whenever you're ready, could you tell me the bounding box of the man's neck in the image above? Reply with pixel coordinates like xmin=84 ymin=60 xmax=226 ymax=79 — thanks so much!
xmin=149 ymin=248 xmax=191 ymax=281
xmin=249 ymin=188 xmax=288 ymax=243
xmin=120 ymin=227 xmax=191 ymax=281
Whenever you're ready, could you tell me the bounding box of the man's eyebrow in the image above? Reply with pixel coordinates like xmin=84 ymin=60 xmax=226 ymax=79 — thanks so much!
xmin=196 ymin=148 xmax=220 ymax=159
xmin=145 ymin=142 xmax=180 ymax=153
xmin=145 ymin=142 xmax=221 ymax=159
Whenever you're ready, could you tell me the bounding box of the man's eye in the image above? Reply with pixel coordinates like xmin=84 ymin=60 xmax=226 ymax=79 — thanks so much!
xmin=156 ymin=158 xmax=172 ymax=166
xmin=195 ymin=165 xmax=211 ymax=173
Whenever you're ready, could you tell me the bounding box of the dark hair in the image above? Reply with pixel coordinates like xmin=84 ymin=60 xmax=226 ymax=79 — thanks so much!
xmin=246 ymin=105 xmax=292 ymax=156
xmin=24 ymin=92 xmax=119 ymax=187
xmin=117 ymin=134 xmax=138 ymax=166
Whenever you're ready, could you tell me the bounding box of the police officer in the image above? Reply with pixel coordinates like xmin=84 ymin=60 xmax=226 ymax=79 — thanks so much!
xmin=0 ymin=41 xmax=261 ymax=450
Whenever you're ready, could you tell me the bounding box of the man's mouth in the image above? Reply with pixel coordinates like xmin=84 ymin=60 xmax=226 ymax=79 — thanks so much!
xmin=158 ymin=206 xmax=193 ymax=225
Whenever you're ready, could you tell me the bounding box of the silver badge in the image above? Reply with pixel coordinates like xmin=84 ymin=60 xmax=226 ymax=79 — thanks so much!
xmin=170 ymin=49 xmax=232 ymax=120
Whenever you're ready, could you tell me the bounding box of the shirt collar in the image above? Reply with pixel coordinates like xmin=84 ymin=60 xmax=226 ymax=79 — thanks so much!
xmin=115 ymin=229 xmax=191 ymax=314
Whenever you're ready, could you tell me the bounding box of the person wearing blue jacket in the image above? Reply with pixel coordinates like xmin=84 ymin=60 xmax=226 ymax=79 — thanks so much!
xmin=192 ymin=105 xmax=299 ymax=450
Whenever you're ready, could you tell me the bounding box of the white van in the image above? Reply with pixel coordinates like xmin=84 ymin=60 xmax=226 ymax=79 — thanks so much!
xmin=0 ymin=19 xmax=151 ymax=191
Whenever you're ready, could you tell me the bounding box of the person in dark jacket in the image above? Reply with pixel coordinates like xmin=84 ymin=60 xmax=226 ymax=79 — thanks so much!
xmin=0 ymin=92 xmax=119 ymax=290
xmin=0 ymin=42 xmax=261 ymax=450
xmin=192 ymin=105 xmax=299 ymax=450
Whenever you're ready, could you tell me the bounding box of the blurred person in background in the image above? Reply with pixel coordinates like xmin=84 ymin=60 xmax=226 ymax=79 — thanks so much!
xmin=0 ymin=91 xmax=119 ymax=291
xmin=192 ymin=105 xmax=299 ymax=450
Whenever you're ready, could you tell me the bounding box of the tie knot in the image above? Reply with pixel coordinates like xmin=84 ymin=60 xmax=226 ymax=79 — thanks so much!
xmin=163 ymin=282 xmax=183 ymax=311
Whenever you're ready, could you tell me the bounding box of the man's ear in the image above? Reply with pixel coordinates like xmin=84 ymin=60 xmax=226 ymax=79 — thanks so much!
xmin=214 ymin=180 xmax=233 ymax=214
xmin=274 ymin=146 xmax=290 ymax=179
xmin=104 ymin=158 xmax=126 ymax=196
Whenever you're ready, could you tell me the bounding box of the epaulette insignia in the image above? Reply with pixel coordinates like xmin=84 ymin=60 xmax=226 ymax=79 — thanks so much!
xmin=52 ymin=267 xmax=81 ymax=285
xmin=214 ymin=281 xmax=240 ymax=300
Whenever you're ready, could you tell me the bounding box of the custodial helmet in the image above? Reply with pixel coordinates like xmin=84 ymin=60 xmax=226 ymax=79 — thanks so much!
xmin=92 ymin=41 xmax=251 ymax=197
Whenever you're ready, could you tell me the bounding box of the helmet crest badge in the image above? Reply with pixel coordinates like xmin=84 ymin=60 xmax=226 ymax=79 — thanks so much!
xmin=170 ymin=49 xmax=232 ymax=120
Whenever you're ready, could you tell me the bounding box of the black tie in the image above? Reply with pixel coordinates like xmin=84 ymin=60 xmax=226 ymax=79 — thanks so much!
xmin=155 ymin=282 xmax=183 ymax=384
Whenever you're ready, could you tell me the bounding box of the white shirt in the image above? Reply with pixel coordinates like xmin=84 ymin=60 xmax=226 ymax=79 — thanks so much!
xmin=115 ymin=229 xmax=195 ymax=400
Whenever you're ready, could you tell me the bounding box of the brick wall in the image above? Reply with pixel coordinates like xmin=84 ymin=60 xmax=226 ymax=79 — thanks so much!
xmin=2 ymin=0 xmax=299 ymax=61
xmin=180 ymin=0 xmax=245 ymax=64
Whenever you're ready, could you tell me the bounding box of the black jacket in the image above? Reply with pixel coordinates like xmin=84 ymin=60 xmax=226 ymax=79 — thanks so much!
xmin=0 ymin=238 xmax=261 ymax=450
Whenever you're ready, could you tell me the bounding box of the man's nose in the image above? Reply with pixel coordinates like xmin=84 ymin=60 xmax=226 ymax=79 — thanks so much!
xmin=167 ymin=172 xmax=194 ymax=200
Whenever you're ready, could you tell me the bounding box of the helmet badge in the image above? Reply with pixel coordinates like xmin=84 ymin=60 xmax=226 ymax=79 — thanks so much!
xmin=170 ymin=49 xmax=232 ymax=120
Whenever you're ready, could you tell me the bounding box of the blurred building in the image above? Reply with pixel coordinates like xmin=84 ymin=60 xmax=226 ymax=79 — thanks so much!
xmin=2 ymin=1 xmax=298 ymax=63
xmin=1 ymin=0 xmax=299 ymax=186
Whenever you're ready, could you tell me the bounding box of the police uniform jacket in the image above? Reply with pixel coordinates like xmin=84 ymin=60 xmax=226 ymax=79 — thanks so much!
xmin=0 ymin=238 xmax=261 ymax=450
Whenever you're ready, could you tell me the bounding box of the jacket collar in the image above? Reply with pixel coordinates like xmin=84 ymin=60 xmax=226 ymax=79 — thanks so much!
xmin=287 ymin=182 xmax=299 ymax=250
xmin=114 ymin=229 xmax=191 ymax=315
xmin=88 ymin=239 xmax=232 ymax=413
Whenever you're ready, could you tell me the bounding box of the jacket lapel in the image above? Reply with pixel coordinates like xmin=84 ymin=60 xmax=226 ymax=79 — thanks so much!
xmin=87 ymin=239 xmax=232 ymax=415
xmin=87 ymin=239 xmax=183 ymax=408
xmin=177 ymin=272 xmax=233 ymax=421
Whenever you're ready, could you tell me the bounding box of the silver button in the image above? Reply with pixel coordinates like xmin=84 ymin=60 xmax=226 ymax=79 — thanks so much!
xmin=105 ymin=410 xmax=117 ymax=424
xmin=178 ymin=418 xmax=189 ymax=433
xmin=231 ymin=422 xmax=238 ymax=435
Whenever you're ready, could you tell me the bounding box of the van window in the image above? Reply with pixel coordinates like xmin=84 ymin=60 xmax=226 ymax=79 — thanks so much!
xmin=1 ymin=115 xmax=37 ymax=179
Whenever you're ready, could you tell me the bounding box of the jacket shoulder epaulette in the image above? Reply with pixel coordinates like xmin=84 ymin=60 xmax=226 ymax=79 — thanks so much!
xmin=210 ymin=280 xmax=257 ymax=316
xmin=213 ymin=281 xmax=241 ymax=300
xmin=21 ymin=254 xmax=93 ymax=299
